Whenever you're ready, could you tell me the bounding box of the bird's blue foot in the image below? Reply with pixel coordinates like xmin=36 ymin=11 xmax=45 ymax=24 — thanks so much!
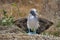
xmin=27 ymin=32 xmax=37 ymax=35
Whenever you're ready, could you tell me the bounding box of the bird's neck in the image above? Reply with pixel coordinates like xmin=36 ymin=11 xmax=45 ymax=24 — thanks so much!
xmin=29 ymin=14 xmax=37 ymax=19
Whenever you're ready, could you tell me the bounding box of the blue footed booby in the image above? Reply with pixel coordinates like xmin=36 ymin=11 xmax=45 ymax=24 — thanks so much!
xmin=27 ymin=8 xmax=39 ymax=34
xmin=14 ymin=8 xmax=53 ymax=35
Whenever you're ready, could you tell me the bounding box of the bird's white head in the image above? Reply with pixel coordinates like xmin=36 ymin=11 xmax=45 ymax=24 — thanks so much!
xmin=30 ymin=8 xmax=37 ymax=16
xmin=30 ymin=8 xmax=37 ymax=12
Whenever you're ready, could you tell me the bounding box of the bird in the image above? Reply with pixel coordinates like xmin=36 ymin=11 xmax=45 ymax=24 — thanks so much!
xmin=14 ymin=9 xmax=53 ymax=34
xmin=27 ymin=8 xmax=39 ymax=34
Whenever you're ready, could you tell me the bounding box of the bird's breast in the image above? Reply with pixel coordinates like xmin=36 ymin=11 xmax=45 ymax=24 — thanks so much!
xmin=27 ymin=15 xmax=39 ymax=29
xmin=30 ymin=16 xmax=35 ymax=19
xmin=28 ymin=16 xmax=38 ymax=24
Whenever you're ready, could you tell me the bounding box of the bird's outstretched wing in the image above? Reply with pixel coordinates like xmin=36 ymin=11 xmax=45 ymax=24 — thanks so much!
xmin=14 ymin=18 xmax=28 ymax=32
xmin=36 ymin=18 xmax=53 ymax=34
xmin=14 ymin=17 xmax=53 ymax=34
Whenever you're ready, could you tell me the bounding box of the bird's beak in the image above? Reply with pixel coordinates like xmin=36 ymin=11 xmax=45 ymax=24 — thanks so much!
xmin=36 ymin=12 xmax=41 ymax=17
xmin=35 ymin=12 xmax=38 ymax=16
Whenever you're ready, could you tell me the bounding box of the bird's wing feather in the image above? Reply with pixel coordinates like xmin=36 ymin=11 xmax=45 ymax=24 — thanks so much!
xmin=14 ymin=17 xmax=53 ymax=34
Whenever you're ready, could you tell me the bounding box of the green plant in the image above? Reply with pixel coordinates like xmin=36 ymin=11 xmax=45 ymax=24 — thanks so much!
xmin=56 ymin=21 xmax=60 ymax=27
xmin=41 ymin=31 xmax=49 ymax=35
xmin=41 ymin=31 xmax=60 ymax=37
xmin=0 ymin=9 xmax=14 ymax=26
xmin=11 ymin=3 xmax=21 ymax=16
xmin=52 ymin=31 xmax=60 ymax=36
xmin=11 ymin=3 xmax=17 ymax=7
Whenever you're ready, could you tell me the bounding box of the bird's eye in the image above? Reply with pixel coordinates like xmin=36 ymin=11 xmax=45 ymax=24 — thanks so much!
xmin=30 ymin=11 xmax=34 ymax=14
